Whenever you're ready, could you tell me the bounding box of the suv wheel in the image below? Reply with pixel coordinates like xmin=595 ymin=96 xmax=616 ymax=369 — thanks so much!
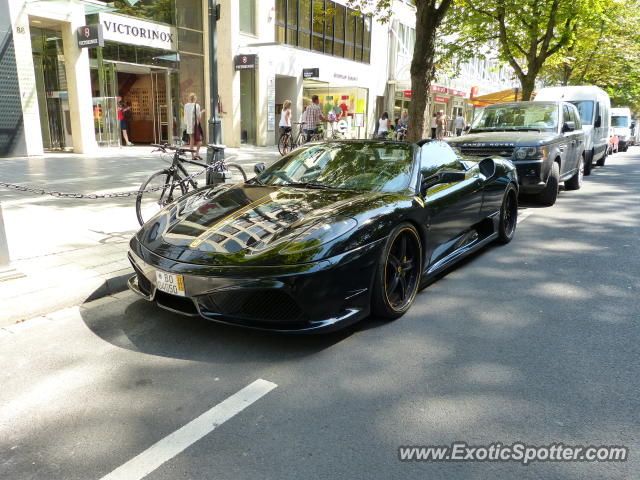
xmin=536 ymin=161 xmax=560 ymax=206
xmin=565 ymin=157 xmax=584 ymax=190
xmin=584 ymin=150 xmax=593 ymax=176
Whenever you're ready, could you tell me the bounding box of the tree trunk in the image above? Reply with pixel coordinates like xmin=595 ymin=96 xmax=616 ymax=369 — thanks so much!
xmin=406 ymin=1 xmax=438 ymax=142
xmin=520 ymin=73 xmax=538 ymax=101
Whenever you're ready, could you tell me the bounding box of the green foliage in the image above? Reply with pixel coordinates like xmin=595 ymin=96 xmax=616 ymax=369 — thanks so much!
xmin=112 ymin=0 xmax=175 ymax=25
xmin=540 ymin=1 xmax=640 ymax=112
xmin=443 ymin=0 xmax=605 ymax=99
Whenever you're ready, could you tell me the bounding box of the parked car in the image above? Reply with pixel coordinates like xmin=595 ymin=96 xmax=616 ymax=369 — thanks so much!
xmin=128 ymin=140 xmax=518 ymax=332
xmin=534 ymin=85 xmax=610 ymax=174
xmin=611 ymin=107 xmax=632 ymax=151
xmin=448 ymin=101 xmax=585 ymax=206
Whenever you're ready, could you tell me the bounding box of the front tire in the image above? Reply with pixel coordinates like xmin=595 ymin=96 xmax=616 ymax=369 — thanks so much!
xmin=535 ymin=161 xmax=560 ymax=206
xmin=372 ymin=223 xmax=423 ymax=319
xmin=278 ymin=133 xmax=290 ymax=156
xmin=136 ymin=170 xmax=186 ymax=226
xmin=497 ymin=185 xmax=518 ymax=244
xmin=596 ymin=152 xmax=606 ymax=167
xmin=584 ymin=149 xmax=593 ymax=176
xmin=565 ymin=156 xmax=584 ymax=191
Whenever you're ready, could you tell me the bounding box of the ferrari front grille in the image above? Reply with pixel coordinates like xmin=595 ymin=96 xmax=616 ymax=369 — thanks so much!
xmin=199 ymin=289 xmax=303 ymax=322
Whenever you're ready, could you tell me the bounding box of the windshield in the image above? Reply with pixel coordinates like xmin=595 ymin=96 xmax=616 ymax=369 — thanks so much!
xmin=570 ymin=101 xmax=594 ymax=125
xmin=612 ymin=116 xmax=629 ymax=127
xmin=471 ymin=104 xmax=558 ymax=132
xmin=255 ymin=142 xmax=414 ymax=192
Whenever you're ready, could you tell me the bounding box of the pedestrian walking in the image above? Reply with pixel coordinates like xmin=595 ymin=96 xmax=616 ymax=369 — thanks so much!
xmin=454 ymin=113 xmax=466 ymax=136
xmin=279 ymin=99 xmax=292 ymax=137
xmin=301 ymin=95 xmax=325 ymax=141
xmin=184 ymin=93 xmax=205 ymax=159
xmin=117 ymin=96 xmax=133 ymax=146
xmin=436 ymin=110 xmax=447 ymax=140
xmin=431 ymin=113 xmax=437 ymax=139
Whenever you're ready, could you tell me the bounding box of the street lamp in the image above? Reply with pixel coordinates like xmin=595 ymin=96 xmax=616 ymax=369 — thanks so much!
xmin=206 ymin=0 xmax=225 ymax=184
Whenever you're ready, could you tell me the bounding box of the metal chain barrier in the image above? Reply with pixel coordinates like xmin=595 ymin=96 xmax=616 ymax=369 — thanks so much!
xmin=0 ymin=164 xmax=216 ymax=200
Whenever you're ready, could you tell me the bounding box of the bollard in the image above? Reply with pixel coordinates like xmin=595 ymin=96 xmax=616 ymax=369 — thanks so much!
xmin=0 ymin=202 xmax=24 ymax=281
xmin=206 ymin=143 xmax=227 ymax=185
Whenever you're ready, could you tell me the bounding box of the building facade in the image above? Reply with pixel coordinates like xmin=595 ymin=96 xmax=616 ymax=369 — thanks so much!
xmin=3 ymin=0 xmax=208 ymax=156
xmin=217 ymin=0 xmax=392 ymax=147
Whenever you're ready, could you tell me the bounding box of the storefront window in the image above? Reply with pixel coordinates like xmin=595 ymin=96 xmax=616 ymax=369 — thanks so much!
xmin=240 ymin=0 xmax=256 ymax=35
xmin=176 ymin=0 xmax=202 ymax=30
xmin=274 ymin=0 xmax=370 ymax=63
xmin=302 ymin=83 xmax=369 ymax=139
xmin=178 ymin=28 xmax=203 ymax=54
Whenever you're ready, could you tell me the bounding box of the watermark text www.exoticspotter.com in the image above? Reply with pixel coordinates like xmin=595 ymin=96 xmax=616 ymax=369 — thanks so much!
xmin=398 ymin=442 xmax=629 ymax=465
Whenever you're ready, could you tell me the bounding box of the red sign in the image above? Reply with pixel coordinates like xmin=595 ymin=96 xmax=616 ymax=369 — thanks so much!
xmin=448 ymin=88 xmax=466 ymax=97
xmin=430 ymin=85 xmax=447 ymax=93
xmin=403 ymin=90 xmax=412 ymax=98
xmin=470 ymin=86 xmax=479 ymax=99
xmin=434 ymin=96 xmax=449 ymax=103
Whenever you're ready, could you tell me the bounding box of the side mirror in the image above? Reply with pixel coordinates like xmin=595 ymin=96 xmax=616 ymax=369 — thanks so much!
xmin=254 ymin=162 xmax=266 ymax=175
xmin=562 ymin=121 xmax=575 ymax=133
xmin=594 ymin=116 xmax=602 ymax=128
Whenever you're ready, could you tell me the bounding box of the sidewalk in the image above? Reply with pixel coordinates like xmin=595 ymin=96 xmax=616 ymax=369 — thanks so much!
xmin=0 ymin=145 xmax=280 ymax=326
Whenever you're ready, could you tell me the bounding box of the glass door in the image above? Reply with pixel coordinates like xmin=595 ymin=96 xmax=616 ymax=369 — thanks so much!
xmin=31 ymin=27 xmax=72 ymax=151
xmin=151 ymin=69 xmax=169 ymax=144
xmin=91 ymin=61 xmax=120 ymax=146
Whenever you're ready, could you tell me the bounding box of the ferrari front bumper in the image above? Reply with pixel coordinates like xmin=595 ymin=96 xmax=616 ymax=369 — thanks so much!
xmin=127 ymin=237 xmax=384 ymax=333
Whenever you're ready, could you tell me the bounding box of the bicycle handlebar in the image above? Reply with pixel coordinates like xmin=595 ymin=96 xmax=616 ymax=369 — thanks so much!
xmin=151 ymin=143 xmax=197 ymax=153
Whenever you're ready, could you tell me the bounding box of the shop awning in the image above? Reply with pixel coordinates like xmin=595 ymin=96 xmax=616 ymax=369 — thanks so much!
xmin=471 ymin=88 xmax=527 ymax=105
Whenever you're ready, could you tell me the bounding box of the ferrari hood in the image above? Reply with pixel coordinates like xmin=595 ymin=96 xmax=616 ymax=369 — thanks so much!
xmin=137 ymin=183 xmax=395 ymax=266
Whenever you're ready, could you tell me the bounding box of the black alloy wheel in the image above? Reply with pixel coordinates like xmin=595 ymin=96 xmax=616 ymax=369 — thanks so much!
xmin=497 ymin=185 xmax=518 ymax=244
xmin=372 ymin=223 xmax=423 ymax=319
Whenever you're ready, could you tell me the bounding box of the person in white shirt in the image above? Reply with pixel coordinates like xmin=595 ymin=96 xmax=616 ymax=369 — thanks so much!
xmin=376 ymin=112 xmax=391 ymax=138
xmin=279 ymin=99 xmax=292 ymax=136
xmin=431 ymin=113 xmax=437 ymax=139
xmin=455 ymin=114 xmax=467 ymax=136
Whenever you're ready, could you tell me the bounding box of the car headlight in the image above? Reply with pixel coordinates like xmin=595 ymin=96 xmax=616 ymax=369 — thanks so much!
xmin=514 ymin=146 xmax=548 ymax=160
xmin=279 ymin=216 xmax=358 ymax=254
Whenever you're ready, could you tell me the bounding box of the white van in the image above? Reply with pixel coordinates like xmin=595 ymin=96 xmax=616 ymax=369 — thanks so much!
xmin=611 ymin=107 xmax=633 ymax=152
xmin=534 ymin=86 xmax=610 ymax=174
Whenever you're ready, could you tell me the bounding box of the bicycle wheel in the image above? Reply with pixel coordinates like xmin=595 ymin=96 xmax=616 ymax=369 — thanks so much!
xmin=224 ymin=163 xmax=248 ymax=184
xmin=136 ymin=170 xmax=187 ymax=226
xmin=278 ymin=133 xmax=291 ymax=155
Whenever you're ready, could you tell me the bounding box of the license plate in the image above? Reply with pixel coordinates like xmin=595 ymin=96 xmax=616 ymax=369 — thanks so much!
xmin=155 ymin=271 xmax=186 ymax=297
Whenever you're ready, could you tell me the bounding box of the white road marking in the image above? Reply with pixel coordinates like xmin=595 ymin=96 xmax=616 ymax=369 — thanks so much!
xmin=99 ymin=379 xmax=278 ymax=480
xmin=517 ymin=210 xmax=534 ymax=224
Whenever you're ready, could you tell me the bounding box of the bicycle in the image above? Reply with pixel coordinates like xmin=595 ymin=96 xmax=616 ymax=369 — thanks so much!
xmin=278 ymin=122 xmax=308 ymax=155
xmin=136 ymin=143 xmax=247 ymax=226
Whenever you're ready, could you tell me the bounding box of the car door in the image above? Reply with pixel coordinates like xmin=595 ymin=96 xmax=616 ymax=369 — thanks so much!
xmin=419 ymin=141 xmax=485 ymax=268
xmin=561 ymin=104 xmax=580 ymax=176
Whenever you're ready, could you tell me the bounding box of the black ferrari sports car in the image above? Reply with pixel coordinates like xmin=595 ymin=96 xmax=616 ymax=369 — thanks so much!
xmin=128 ymin=140 xmax=518 ymax=332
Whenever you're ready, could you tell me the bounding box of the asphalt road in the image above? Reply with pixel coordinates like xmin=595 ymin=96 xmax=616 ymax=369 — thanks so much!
xmin=1 ymin=149 xmax=639 ymax=480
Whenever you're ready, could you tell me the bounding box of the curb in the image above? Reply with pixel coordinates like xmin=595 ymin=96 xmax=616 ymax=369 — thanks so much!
xmin=84 ymin=270 xmax=133 ymax=303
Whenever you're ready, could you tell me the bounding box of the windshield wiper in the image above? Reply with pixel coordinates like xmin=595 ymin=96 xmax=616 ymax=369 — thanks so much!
xmin=280 ymin=182 xmax=334 ymax=190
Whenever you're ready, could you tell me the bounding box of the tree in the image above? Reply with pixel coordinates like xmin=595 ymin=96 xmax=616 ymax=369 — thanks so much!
xmin=346 ymin=1 xmax=453 ymax=141
xmin=447 ymin=0 xmax=598 ymax=100
xmin=540 ymin=2 xmax=640 ymax=112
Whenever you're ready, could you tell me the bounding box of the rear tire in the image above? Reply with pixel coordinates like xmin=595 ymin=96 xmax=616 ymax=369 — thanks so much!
xmin=596 ymin=153 xmax=606 ymax=167
xmin=565 ymin=156 xmax=584 ymax=191
xmin=371 ymin=223 xmax=423 ymax=320
xmin=497 ymin=185 xmax=518 ymax=244
xmin=535 ymin=161 xmax=560 ymax=206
